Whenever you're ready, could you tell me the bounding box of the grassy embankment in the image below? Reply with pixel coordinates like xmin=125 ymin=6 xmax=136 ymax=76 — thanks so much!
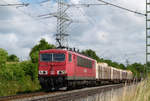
xmin=0 ymin=61 xmax=41 ymax=96
xmin=112 ymin=79 xmax=150 ymax=101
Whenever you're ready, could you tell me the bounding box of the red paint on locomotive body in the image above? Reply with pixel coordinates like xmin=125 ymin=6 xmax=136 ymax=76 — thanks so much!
xmin=38 ymin=49 xmax=96 ymax=80
xmin=38 ymin=49 xmax=133 ymax=90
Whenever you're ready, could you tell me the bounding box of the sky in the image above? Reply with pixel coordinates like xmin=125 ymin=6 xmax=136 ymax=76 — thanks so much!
xmin=0 ymin=0 xmax=146 ymax=64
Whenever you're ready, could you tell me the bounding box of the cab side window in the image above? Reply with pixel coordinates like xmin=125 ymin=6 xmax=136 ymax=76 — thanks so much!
xmin=69 ymin=53 xmax=72 ymax=62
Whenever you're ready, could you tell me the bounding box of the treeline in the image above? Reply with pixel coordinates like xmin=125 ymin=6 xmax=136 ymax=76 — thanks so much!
xmin=0 ymin=48 xmax=40 ymax=96
xmin=0 ymin=38 xmax=147 ymax=96
xmin=0 ymin=39 xmax=55 ymax=96
xmin=81 ymin=49 xmax=147 ymax=78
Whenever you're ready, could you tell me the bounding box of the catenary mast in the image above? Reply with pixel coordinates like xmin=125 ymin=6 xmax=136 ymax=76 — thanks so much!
xmin=56 ymin=0 xmax=71 ymax=48
xmin=146 ymin=0 xmax=150 ymax=75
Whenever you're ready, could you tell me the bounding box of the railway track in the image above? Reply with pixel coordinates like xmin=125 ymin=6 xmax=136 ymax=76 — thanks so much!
xmin=0 ymin=91 xmax=64 ymax=101
xmin=0 ymin=84 xmax=127 ymax=101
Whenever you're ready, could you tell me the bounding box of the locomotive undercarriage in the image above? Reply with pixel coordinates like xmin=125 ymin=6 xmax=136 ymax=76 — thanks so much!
xmin=39 ymin=76 xmax=132 ymax=91
xmin=39 ymin=76 xmax=97 ymax=90
xmin=67 ymin=80 xmax=96 ymax=89
xmin=38 ymin=76 xmax=67 ymax=90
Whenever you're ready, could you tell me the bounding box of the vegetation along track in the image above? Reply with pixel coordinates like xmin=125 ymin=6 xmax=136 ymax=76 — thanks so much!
xmin=0 ymin=84 xmax=126 ymax=101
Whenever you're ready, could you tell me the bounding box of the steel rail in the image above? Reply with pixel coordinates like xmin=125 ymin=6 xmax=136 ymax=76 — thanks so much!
xmin=4 ymin=84 xmax=126 ymax=101
xmin=0 ymin=91 xmax=63 ymax=101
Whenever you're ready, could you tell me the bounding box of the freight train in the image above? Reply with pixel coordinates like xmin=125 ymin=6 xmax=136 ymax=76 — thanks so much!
xmin=38 ymin=49 xmax=133 ymax=90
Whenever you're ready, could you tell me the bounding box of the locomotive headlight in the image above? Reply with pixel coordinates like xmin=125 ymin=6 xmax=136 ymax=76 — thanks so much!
xmin=39 ymin=71 xmax=48 ymax=75
xmin=62 ymin=70 xmax=66 ymax=74
xmin=39 ymin=71 xmax=43 ymax=75
xmin=57 ymin=70 xmax=66 ymax=75
xmin=43 ymin=71 xmax=48 ymax=74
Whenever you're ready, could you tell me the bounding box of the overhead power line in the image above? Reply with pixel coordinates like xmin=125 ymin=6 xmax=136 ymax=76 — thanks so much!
xmin=64 ymin=3 xmax=108 ymax=7
xmin=0 ymin=3 xmax=29 ymax=7
xmin=39 ymin=0 xmax=51 ymax=4
xmin=28 ymin=0 xmax=146 ymax=49
xmin=38 ymin=1 xmax=108 ymax=48
xmin=98 ymin=0 xmax=146 ymax=16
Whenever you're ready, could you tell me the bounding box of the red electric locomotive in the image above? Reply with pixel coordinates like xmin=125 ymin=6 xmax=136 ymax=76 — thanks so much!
xmin=38 ymin=49 xmax=96 ymax=90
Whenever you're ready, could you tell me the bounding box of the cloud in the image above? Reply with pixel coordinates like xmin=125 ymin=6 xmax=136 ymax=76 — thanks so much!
xmin=67 ymin=0 xmax=145 ymax=63
xmin=0 ymin=0 xmax=57 ymax=60
xmin=70 ymin=0 xmax=80 ymax=4
xmin=0 ymin=0 xmax=145 ymax=64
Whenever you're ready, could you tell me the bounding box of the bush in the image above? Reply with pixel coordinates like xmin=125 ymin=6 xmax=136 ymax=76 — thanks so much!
xmin=0 ymin=48 xmax=8 ymax=67
xmin=20 ymin=61 xmax=38 ymax=81
xmin=7 ymin=54 xmax=19 ymax=62
xmin=0 ymin=61 xmax=40 ymax=96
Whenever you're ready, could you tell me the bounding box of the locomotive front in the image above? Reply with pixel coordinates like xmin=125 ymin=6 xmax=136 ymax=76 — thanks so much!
xmin=38 ymin=49 xmax=67 ymax=90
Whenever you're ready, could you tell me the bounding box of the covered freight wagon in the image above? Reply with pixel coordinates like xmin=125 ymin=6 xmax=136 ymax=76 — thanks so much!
xmin=96 ymin=63 xmax=111 ymax=81
xmin=96 ymin=62 xmax=133 ymax=83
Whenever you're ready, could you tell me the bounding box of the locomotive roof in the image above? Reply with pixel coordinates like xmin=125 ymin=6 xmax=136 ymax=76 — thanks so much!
xmin=40 ymin=49 xmax=96 ymax=61
xmin=40 ymin=49 xmax=67 ymax=53
xmin=97 ymin=63 xmax=132 ymax=73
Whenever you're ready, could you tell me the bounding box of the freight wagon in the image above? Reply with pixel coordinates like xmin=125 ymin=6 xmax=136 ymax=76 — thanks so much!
xmin=96 ymin=63 xmax=133 ymax=84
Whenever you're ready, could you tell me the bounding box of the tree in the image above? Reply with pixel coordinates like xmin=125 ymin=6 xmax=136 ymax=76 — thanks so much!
xmin=0 ymin=48 xmax=8 ymax=67
xmin=81 ymin=49 xmax=125 ymax=69
xmin=7 ymin=54 xmax=19 ymax=62
xmin=81 ymin=49 xmax=101 ymax=61
xmin=103 ymin=59 xmax=113 ymax=66
xmin=127 ymin=63 xmax=145 ymax=78
xmin=29 ymin=39 xmax=56 ymax=63
xmin=119 ymin=63 xmax=126 ymax=69
xmin=20 ymin=61 xmax=37 ymax=81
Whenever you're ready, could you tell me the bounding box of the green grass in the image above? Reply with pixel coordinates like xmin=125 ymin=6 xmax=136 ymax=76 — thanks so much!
xmin=0 ymin=61 xmax=41 ymax=96
xmin=0 ymin=76 xmax=41 ymax=96
xmin=115 ymin=79 xmax=150 ymax=101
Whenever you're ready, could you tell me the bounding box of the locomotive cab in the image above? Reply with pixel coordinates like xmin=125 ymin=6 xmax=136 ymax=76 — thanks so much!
xmin=38 ymin=49 xmax=68 ymax=90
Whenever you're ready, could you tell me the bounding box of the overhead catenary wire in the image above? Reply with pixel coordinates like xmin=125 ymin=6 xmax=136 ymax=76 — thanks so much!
xmin=98 ymin=0 xmax=146 ymax=16
xmin=39 ymin=0 xmax=51 ymax=4
xmin=66 ymin=3 xmax=108 ymax=8
xmin=0 ymin=2 xmax=29 ymax=7
xmin=38 ymin=0 xmax=107 ymax=6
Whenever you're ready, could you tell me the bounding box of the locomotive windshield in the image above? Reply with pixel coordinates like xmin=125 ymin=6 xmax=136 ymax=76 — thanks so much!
xmin=40 ymin=53 xmax=65 ymax=62
xmin=53 ymin=53 xmax=65 ymax=62
xmin=40 ymin=53 xmax=52 ymax=62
